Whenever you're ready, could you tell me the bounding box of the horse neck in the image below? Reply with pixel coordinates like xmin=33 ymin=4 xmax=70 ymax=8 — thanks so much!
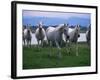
xmin=56 ymin=25 xmax=62 ymax=30
xmin=64 ymin=28 xmax=68 ymax=35
xmin=73 ymin=28 xmax=79 ymax=38
xmin=27 ymin=30 xmax=31 ymax=35
xmin=39 ymin=28 xmax=43 ymax=34
xmin=88 ymin=30 xmax=90 ymax=37
xmin=56 ymin=25 xmax=64 ymax=34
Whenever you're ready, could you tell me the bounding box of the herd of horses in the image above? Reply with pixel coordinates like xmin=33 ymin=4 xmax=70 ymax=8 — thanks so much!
xmin=23 ymin=22 xmax=91 ymax=58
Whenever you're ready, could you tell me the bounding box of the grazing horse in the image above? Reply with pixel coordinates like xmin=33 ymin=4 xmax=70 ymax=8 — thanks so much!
xmin=46 ymin=24 xmax=67 ymax=58
xmin=23 ymin=26 xmax=32 ymax=47
xmin=35 ymin=22 xmax=46 ymax=47
xmin=68 ymin=24 xmax=80 ymax=56
xmin=86 ymin=24 xmax=91 ymax=46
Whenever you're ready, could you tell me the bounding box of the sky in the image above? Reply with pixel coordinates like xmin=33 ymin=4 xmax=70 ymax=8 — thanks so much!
xmin=22 ymin=10 xmax=91 ymax=27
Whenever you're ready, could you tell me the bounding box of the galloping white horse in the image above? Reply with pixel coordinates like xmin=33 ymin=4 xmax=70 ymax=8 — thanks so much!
xmin=46 ymin=24 xmax=67 ymax=58
xmin=35 ymin=22 xmax=46 ymax=47
xmin=23 ymin=25 xmax=32 ymax=47
xmin=86 ymin=24 xmax=91 ymax=45
xmin=68 ymin=24 xmax=80 ymax=56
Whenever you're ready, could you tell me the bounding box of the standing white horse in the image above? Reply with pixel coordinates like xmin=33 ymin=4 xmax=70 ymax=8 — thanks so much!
xmin=62 ymin=24 xmax=69 ymax=46
xmin=23 ymin=25 xmax=32 ymax=47
xmin=46 ymin=24 xmax=67 ymax=58
xmin=35 ymin=22 xmax=46 ymax=47
xmin=86 ymin=24 xmax=91 ymax=45
xmin=68 ymin=24 xmax=80 ymax=56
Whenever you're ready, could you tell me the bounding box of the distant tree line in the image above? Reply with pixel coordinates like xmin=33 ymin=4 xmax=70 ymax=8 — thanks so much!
xmin=23 ymin=25 xmax=87 ymax=33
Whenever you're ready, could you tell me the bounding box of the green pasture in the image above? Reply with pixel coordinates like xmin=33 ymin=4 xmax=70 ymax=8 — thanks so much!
xmin=23 ymin=43 xmax=90 ymax=69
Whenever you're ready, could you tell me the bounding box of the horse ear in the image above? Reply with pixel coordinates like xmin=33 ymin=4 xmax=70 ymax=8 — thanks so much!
xmin=39 ymin=21 xmax=43 ymax=25
xmin=77 ymin=24 xmax=80 ymax=27
xmin=64 ymin=23 xmax=66 ymax=26
xmin=76 ymin=24 xmax=80 ymax=29
xmin=66 ymin=23 xmax=69 ymax=27
xmin=38 ymin=21 xmax=43 ymax=28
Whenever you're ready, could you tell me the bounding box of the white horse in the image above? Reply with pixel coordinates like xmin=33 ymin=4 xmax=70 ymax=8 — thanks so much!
xmin=68 ymin=24 xmax=80 ymax=56
xmin=35 ymin=22 xmax=46 ymax=47
xmin=62 ymin=24 xmax=69 ymax=46
xmin=86 ymin=24 xmax=91 ymax=45
xmin=23 ymin=26 xmax=32 ymax=47
xmin=46 ymin=24 xmax=67 ymax=58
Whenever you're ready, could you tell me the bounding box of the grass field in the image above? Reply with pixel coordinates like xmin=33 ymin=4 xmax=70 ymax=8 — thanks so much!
xmin=23 ymin=43 xmax=90 ymax=69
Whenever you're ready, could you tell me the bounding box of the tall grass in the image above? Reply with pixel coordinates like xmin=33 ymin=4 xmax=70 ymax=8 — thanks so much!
xmin=23 ymin=43 xmax=90 ymax=69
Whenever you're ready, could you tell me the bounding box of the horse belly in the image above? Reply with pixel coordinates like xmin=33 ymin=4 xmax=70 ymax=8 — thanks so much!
xmin=55 ymin=34 xmax=62 ymax=42
xmin=35 ymin=32 xmax=45 ymax=40
xmin=46 ymin=31 xmax=55 ymax=41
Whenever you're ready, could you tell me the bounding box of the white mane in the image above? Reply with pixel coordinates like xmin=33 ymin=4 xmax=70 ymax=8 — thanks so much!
xmin=55 ymin=24 xmax=65 ymax=30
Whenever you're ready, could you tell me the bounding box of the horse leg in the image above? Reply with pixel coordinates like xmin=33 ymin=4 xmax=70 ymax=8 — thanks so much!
xmin=23 ymin=38 xmax=25 ymax=46
xmin=76 ymin=42 xmax=78 ymax=56
xmin=24 ymin=38 xmax=27 ymax=47
xmin=24 ymin=40 xmax=25 ymax=46
xmin=30 ymin=39 xmax=32 ymax=47
xmin=37 ymin=40 xmax=39 ymax=48
xmin=37 ymin=40 xmax=40 ymax=50
xmin=30 ymin=37 xmax=32 ymax=47
xmin=26 ymin=39 xmax=27 ymax=47
xmin=49 ymin=41 xmax=52 ymax=57
xmin=29 ymin=40 xmax=31 ymax=48
xmin=23 ymin=39 xmax=24 ymax=46
xmin=41 ymin=40 xmax=43 ymax=47
xmin=27 ymin=40 xmax=29 ymax=47
xmin=55 ymin=41 xmax=62 ymax=58
xmin=68 ymin=41 xmax=72 ymax=55
xmin=65 ymin=41 xmax=69 ymax=54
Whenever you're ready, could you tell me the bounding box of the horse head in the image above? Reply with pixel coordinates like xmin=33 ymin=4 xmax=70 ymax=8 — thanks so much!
xmin=38 ymin=21 xmax=43 ymax=30
xmin=63 ymin=23 xmax=69 ymax=39
xmin=27 ymin=29 xmax=30 ymax=34
xmin=57 ymin=23 xmax=67 ymax=33
xmin=75 ymin=24 xmax=80 ymax=37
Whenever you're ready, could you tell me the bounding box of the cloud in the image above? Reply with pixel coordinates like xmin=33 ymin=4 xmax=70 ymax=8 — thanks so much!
xmin=23 ymin=10 xmax=90 ymax=19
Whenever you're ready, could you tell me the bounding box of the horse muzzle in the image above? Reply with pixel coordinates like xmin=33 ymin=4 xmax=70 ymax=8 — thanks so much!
xmin=78 ymin=34 xmax=80 ymax=37
xmin=67 ymin=35 xmax=69 ymax=39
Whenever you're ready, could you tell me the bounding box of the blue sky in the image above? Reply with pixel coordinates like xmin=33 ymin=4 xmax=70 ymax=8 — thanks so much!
xmin=22 ymin=10 xmax=91 ymax=27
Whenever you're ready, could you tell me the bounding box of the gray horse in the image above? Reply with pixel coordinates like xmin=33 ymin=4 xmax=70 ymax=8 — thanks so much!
xmin=46 ymin=23 xmax=68 ymax=58
xmin=35 ymin=22 xmax=46 ymax=47
xmin=68 ymin=24 xmax=80 ymax=56
xmin=23 ymin=26 xmax=32 ymax=47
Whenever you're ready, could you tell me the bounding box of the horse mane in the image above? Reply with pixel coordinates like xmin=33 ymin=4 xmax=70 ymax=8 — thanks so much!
xmin=55 ymin=24 xmax=66 ymax=31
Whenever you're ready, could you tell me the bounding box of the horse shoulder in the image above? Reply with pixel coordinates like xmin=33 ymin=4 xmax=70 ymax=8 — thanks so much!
xmin=23 ymin=29 xmax=27 ymax=36
xmin=42 ymin=28 xmax=46 ymax=35
xmin=41 ymin=28 xmax=46 ymax=38
xmin=35 ymin=28 xmax=39 ymax=37
xmin=68 ymin=28 xmax=76 ymax=40
xmin=46 ymin=27 xmax=56 ymax=41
